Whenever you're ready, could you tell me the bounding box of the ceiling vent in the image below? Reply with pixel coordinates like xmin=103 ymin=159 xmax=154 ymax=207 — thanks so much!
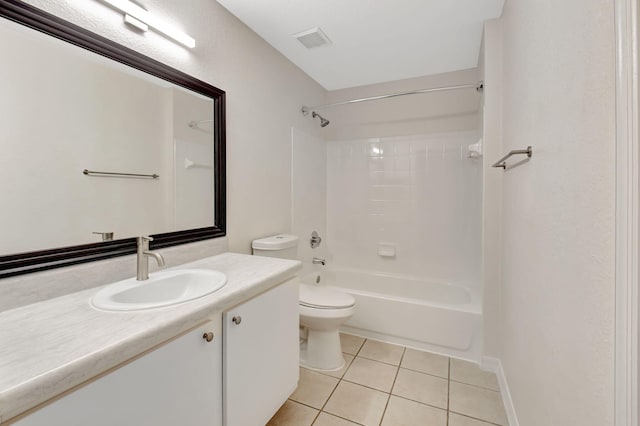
xmin=293 ymin=27 xmax=331 ymax=49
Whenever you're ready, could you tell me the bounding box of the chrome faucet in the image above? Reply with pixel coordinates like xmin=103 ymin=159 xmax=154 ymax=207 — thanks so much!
xmin=136 ymin=236 xmax=165 ymax=281
xmin=312 ymin=257 xmax=326 ymax=266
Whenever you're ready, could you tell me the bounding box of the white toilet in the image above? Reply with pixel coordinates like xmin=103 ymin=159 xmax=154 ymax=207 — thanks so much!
xmin=252 ymin=234 xmax=355 ymax=371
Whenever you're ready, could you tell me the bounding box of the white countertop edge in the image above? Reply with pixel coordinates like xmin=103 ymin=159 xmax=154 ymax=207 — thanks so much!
xmin=0 ymin=253 xmax=301 ymax=423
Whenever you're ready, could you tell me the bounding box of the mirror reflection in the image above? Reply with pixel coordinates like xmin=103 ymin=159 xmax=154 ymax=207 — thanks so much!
xmin=0 ymin=17 xmax=215 ymax=255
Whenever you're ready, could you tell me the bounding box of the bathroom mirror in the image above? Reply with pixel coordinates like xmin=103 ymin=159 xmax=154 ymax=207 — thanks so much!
xmin=0 ymin=1 xmax=226 ymax=278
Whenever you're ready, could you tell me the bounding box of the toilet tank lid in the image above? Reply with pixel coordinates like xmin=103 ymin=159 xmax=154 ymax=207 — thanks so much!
xmin=251 ymin=234 xmax=299 ymax=250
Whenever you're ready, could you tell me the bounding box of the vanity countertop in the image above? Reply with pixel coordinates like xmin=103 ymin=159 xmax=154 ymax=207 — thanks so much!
xmin=0 ymin=253 xmax=301 ymax=423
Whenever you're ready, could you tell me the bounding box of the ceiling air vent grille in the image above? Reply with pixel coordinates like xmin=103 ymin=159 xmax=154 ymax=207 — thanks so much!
xmin=293 ymin=27 xmax=331 ymax=49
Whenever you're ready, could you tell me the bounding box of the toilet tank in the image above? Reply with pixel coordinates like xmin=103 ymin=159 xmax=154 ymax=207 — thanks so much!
xmin=251 ymin=234 xmax=299 ymax=259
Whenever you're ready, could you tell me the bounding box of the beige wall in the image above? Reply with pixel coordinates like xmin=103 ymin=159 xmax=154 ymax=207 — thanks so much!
xmin=322 ymin=68 xmax=481 ymax=140
xmin=492 ymin=0 xmax=616 ymax=424
xmin=18 ymin=0 xmax=326 ymax=254
xmin=291 ymin=128 xmax=328 ymax=267
xmin=479 ymin=19 xmax=503 ymax=358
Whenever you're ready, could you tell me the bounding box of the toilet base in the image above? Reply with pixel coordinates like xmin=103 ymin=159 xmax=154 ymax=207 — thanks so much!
xmin=299 ymin=329 xmax=345 ymax=371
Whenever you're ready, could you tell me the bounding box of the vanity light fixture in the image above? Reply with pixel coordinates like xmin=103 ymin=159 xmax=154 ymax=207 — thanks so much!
xmin=101 ymin=0 xmax=196 ymax=48
xmin=123 ymin=14 xmax=148 ymax=32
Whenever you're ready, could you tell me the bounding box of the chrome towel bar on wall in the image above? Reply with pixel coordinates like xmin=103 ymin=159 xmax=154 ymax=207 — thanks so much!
xmin=83 ymin=169 xmax=159 ymax=179
xmin=492 ymin=146 xmax=533 ymax=170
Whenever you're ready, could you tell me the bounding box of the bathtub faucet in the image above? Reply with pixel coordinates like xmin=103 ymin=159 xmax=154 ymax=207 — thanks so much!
xmin=312 ymin=257 xmax=326 ymax=266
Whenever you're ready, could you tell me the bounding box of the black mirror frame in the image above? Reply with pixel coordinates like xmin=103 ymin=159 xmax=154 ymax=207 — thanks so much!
xmin=0 ymin=0 xmax=226 ymax=278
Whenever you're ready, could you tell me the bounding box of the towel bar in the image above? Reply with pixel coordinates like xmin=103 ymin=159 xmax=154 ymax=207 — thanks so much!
xmin=492 ymin=146 xmax=532 ymax=170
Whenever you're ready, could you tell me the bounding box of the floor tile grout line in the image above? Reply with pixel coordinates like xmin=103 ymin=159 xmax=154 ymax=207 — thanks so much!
xmin=449 ymin=410 xmax=505 ymax=426
xmin=388 ymin=392 xmax=449 ymax=413
xmin=288 ymin=397 xmax=369 ymax=425
xmin=352 ymin=337 xmax=366 ymax=358
xmin=308 ymin=354 xmax=460 ymax=383
xmin=328 ymin=335 xmax=506 ymax=425
xmin=301 ymin=336 xmax=369 ymax=424
xmin=285 ymin=335 xmax=500 ymax=426
xmin=301 ymin=380 xmax=347 ymax=425
xmin=379 ymin=346 xmax=406 ymax=425
xmin=346 ymin=361 xmax=489 ymax=391
xmin=295 ymin=334 xmax=504 ymax=426
xmin=290 ymin=367 xmax=341 ymax=407
xmin=377 ymin=392 xmax=392 ymax=426
xmin=295 ymin=336 xmax=475 ymax=426
xmin=291 ymin=392 xmax=452 ymax=423
xmin=340 ymin=364 xmax=399 ymax=394
xmin=332 ymin=337 xmax=389 ymax=426
xmin=340 ymin=377 xmax=396 ymax=394
xmin=298 ymin=380 xmax=501 ymax=426
xmin=287 ymin=398 xmax=325 ymax=413
xmin=343 ymin=334 xmax=499 ymax=384
xmin=287 ymin=396 xmax=500 ymax=426
xmin=282 ymin=399 xmax=322 ymax=425
xmin=290 ymin=358 xmax=346 ymax=423
xmin=337 ymin=362 xmax=450 ymax=410
xmin=316 ymin=339 xmax=365 ymax=425
xmin=317 ymin=372 xmax=342 ymax=413
xmin=356 ymin=353 xmax=404 ymax=367
xmin=309 ymin=405 xmax=322 ymax=425
xmin=350 ymin=355 xmax=404 ymax=371
xmin=316 ymin=409 xmax=367 ymax=426
xmin=396 ymin=364 xmax=450 ymax=380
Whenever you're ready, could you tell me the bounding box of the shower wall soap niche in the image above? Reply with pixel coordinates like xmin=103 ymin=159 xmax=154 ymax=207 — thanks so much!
xmin=378 ymin=244 xmax=396 ymax=257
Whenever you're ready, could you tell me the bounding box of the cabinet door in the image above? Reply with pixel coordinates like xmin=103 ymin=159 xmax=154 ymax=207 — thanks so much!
xmin=223 ymin=279 xmax=299 ymax=426
xmin=15 ymin=318 xmax=223 ymax=426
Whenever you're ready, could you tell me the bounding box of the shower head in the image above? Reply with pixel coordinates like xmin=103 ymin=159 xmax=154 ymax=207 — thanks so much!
xmin=312 ymin=111 xmax=330 ymax=127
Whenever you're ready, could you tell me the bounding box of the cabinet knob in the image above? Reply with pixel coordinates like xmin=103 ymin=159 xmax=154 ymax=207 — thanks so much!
xmin=202 ymin=331 xmax=214 ymax=342
xmin=232 ymin=316 xmax=242 ymax=325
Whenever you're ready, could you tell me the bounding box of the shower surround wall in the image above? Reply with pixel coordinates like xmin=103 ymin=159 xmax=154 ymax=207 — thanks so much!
xmin=326 ymin=131 xmax=482 ymax=285
xmin=286 ymin=70 xmax=488 ymax=356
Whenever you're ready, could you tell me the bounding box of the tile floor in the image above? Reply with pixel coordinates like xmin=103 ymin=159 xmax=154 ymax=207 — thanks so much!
xmin=267 ymin=333 xmax=508 ymax=426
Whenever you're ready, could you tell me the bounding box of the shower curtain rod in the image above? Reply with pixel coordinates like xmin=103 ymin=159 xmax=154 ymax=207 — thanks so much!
xmin=302 ymin=81 xmax=483 ymax=114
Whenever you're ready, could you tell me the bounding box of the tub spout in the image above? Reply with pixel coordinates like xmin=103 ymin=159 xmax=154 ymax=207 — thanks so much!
xmin=312 ymin=257 xmax=326 ymax=266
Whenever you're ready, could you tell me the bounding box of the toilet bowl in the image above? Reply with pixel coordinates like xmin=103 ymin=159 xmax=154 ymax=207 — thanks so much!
xmin=299 ymin=283 xmax=355 ymax=371
xmin=251 ymin=234 xmax=356 ymax=371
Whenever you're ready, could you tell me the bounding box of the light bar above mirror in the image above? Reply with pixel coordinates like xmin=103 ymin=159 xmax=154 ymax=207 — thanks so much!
xmin=101 ymin=0 xmax=196 ymax=48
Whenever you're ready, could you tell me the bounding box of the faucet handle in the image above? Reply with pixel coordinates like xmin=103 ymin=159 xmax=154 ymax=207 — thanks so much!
xmin=93 ymin=232 xmax=114 ymax=241
xmin=310 ymin=231 xmax=322 ymax=249
xmin=136 ymin=236 xmax=154 ymax=248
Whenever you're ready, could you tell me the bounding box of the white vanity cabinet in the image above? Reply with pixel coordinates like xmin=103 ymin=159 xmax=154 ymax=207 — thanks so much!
xmin=15 ymin=319 xmax=223 ymax=426
xmin=12 ymin=279 xmax=299 ymax=426
xmin=223 ymin=278 xmax=299 ymax=426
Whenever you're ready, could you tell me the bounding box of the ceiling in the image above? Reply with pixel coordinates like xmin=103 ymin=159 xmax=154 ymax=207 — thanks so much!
xmin=215 ymin=0 xmax=505 ymax=90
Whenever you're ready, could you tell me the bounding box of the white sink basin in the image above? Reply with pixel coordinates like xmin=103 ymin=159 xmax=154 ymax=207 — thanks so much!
xmin=91 ymin=268 xmax=227 ymax=311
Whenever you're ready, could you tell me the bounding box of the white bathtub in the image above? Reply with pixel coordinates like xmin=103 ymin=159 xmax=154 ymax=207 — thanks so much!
xmin=302 ymin=268 xmax=482 ymax=358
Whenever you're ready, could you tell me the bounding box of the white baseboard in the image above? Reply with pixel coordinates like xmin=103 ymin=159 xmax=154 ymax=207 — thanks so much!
xmin=481 ymin=357 xmax=519 ymax=426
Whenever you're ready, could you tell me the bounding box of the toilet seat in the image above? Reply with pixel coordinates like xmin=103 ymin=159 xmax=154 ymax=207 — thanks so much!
xmin=299 ymin=284 xmax=355 ymax=309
